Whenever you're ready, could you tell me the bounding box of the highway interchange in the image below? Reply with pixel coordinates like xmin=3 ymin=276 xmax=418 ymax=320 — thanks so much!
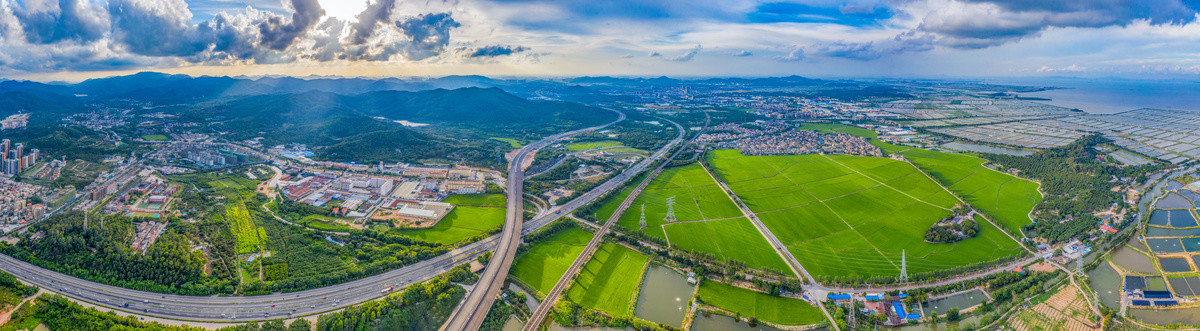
xmin=522 ymin=116 xmax=688 ymax=330
xmin=0 ymin=107 xmax=693 ymax=328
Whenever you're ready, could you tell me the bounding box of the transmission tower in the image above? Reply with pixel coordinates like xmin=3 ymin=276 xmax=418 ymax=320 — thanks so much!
xmin=847 ymin=298 xmax=857 ymax=328
xmin=663 ymin=196 xmax=677 ymax=222
xmin=899 ymin=250 xmax=909 ymax=283
xmin=639 ymin=204 xmax=647 ymax=229
xmin=1076 ymin=256 xmax=1083 ymax=274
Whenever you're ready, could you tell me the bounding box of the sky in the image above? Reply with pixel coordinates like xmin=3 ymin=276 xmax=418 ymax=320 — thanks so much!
xmin=4 ymin=0 xmax=1200 ymax=81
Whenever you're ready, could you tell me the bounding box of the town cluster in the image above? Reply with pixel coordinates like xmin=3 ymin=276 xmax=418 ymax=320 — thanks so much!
xmin=278 ymin=164 xmax=498 ymax=228
xmin=699 ymin=122 xmax=882 ymax=157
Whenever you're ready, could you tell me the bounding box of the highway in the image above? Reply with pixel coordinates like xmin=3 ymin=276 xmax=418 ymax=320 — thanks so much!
xmin=0 ymin=107 xmax=694 ymax=326
xmin=522 ymin=117 xmax=690 ymax=331
xmin=441 ymin=108 xmax=681 ymax=330
xmin=0 ymin=109 xmax=634 ymax=324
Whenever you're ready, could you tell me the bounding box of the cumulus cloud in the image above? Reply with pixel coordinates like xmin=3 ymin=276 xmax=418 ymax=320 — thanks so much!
xmin=461 ymin=45 xmax=528 ymax=58
xmin=346 ymin=0 xmax=396 ymax=45
xmin=11 ymin=0 xmax=109 ymax=44
xmin=257 ymin=0 xmax=324 ymax=51
xmin=1036 ymin=64 xmax=1086 ymax=72
xmin=732 ymin=50 xmax=752 ymax=56
xmin=392 ymin=12 xmax=459 ymax=60
xmin=669 ymin=44 xmax=701 ymax=62
xmin=648 ymin=51 xmax=661 ymax=57
xmin=0 ymin=0 xmax=480 ymax=73
xmin=777 ymin=47 xmax=804 ymax=62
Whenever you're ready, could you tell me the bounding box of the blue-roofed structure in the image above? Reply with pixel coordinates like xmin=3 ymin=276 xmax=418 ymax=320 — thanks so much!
xmin=906 ymin=313 xmax=921 ymax=320
xmin=865 ymin=295 xmax=883 ymax=301
xmin=1142 ymin=291 xmax=1171 ymax=298
xmin=1131 ymin=300 xmax=1152 ymax=306
xmin=1154 ymin=300 xmax=1178 ymax=306
xmin=892 ymin=302 xmax=906 ymax=316
xmin=828 ymin=294 xmax=852 ymax=300
xmin=897 ymin=293 xmax=908 ymax=298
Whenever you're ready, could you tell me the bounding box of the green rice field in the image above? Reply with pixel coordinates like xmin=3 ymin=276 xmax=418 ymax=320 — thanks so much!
xmin=603 ymin=163 xmax=787 ymax=272
xmin=706 ymin=149 xmax=1024 ymax=278
xmin=564 ymin=243 xmax=649 ymax=316
xmin=565 ymin=140 xmax=623 ymax=152
xmin=510 ymin=227 xmax=593 ymax=296
xmin=898 ymin=148 xmax=1042 ymax=232
xmin=489 ymin=137 xmax=523 ymax=148
xmin=696 ymin=280 xmax=826 ymax=326
xmin=799 ymin=123 xmax=1041 ymax=232
xmin=390 ymin=206 xmax=506 ymax=244
xmin=663 ymin=217 xmax=789 ymax=272
xmin=443 ymin=193 xmax=506 ymax=207
xmin=616 ymin=163 xmax=743 ymax=239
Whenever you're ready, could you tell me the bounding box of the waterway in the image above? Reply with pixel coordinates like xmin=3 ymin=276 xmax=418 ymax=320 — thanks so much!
xmin=509 ymin=283 xmax=539 ymax=311
xmin=923 ymin=289 xmax=988 ymax=313
xmin=940 ymin=142 xmax=1035 ymax=156
xmin=893 ymin=315 xmax=981 ymax=331
xmin=1087 ymin=261 xmax=1122 ymax=309
xmin=690 ymin=313 xmax=782 ymax=331
xmin=633 ymin=264 xmax=694 ymax=327
xmin=547 ymin=324 xmax=631 ymax=331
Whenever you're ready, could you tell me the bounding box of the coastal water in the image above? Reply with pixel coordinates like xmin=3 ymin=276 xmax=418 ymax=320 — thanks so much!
xmin=633 ymin=264 xmax=695 ymax=327
xmin=996 ymin=78 xmax=1200 ymax=114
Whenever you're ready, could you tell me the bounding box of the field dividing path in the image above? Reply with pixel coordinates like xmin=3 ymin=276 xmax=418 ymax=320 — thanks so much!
xmin=698 ymin=161 xmax=842 ymax=331
xmin=522 ymin=116 xmax=693 ymax=331
xmin=899 ymin=159 xmax=1034 ymax=254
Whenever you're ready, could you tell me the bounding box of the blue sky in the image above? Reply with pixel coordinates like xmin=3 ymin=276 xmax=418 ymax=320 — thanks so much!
xmin=2 ymin=0 xmax=1200 ymax=81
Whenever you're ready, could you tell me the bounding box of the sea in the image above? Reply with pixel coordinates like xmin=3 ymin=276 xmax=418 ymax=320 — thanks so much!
xmin=986 ymin=77 xmax=1200 ymax=114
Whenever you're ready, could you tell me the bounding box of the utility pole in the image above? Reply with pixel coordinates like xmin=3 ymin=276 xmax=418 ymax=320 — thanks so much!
xmin=899 ymin=250 xmax=908 ymax=283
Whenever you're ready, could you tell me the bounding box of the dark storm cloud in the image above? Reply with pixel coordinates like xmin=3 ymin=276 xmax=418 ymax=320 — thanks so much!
xmin=257 ymin=0 xmax=325 ymax=51
xmin=11 ymin=0 xmax=108 ymax=44
xmin=347 ymin=0 xmax=397 ymax=45
xmin=462 ymin=45 xmax=528 ymax=58
xmin=920 ymin=0 xmax=1199 ymax=50
xmin=818 ymin=0 xmax=1200 ymax=60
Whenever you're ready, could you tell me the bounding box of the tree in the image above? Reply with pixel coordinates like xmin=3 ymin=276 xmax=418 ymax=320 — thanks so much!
xmin=288 ymin=319 xmax=311 ymax=331
xmin=946 ymin=307 xmax=961 ymax=321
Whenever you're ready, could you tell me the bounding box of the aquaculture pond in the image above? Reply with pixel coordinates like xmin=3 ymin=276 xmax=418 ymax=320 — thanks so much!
xmin=690 ymin=313 xmax=783 ymax=331
xmin=923 ymin=289 xmax=988 ymax=313
xmin=1110 ymin=246 xmax=1157 ymax=274
xmin=633 ymin=264 xmax=695 ymax=327
xmin=1087 ymin=261 xmax=1121 ymax=309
